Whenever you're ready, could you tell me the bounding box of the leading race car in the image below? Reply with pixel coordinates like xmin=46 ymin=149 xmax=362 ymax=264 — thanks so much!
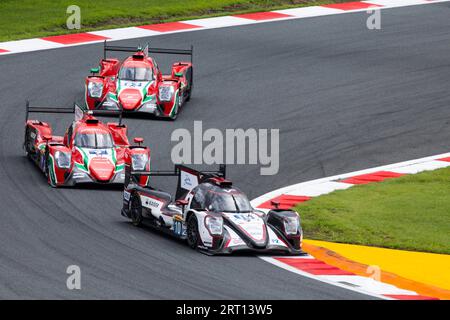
xmin=121 ymin=165 xmax=304 ymax=255
xmin=24 ymin=102 xmax=151 ymax=187
xmin=85 ymin=41 xmax=193 ymax=120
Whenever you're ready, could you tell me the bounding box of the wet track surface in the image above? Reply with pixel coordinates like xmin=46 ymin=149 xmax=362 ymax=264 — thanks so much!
xmin=0 ymin=3 xmax=450 ymax=298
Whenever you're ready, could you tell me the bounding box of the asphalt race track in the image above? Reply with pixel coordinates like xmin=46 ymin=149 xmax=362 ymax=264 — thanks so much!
xmin=1 ymin=3 xmax=450 ymax=299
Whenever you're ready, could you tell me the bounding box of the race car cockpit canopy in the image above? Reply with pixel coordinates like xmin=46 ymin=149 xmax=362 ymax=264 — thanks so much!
xmin=190 ymin=182 xmax=253 ymax=213
xmin=126 ymin=164 xmax=227 ymax=200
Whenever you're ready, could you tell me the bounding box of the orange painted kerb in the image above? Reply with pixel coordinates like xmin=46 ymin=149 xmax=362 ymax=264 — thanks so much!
xmin=302 ymin=240 xmax=450 ymax=300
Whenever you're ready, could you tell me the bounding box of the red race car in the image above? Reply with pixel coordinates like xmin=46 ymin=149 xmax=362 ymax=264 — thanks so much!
xmin=24 ymin=102 xmax=151 ymax=187
xmin=85 ymin=41 xmax=193 ymax=120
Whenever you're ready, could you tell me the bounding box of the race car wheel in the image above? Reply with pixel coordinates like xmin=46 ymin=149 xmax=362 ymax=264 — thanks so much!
xmin=186 ymin=214 xmax=199 ymax=249
xmin=169 ymin=96 xmax=180 ymax=121
xmin=130 ymin=194 xmax=143 ymax=227
xmin=46 ymin=155 xmax=57 ymax=188
xmin=169 ymin=110 xmax=178 ymax=121
xmin=24 ymin=127 xmax=32 ymax=157
xmin=185 ymin=68 xmax=193 ymax=102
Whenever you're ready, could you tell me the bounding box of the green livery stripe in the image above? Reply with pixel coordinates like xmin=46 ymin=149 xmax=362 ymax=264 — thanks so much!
xmin=75 ymin=162 xmax=89 ymax=172
xmin=142 ymin=81 xmax=151 ymax=97
xmin=48 ymin=155 xmax=57 ymax=185
xmin=76 ymin=147 xmax=89 ymax=171
xmin=108 ymin=93 xmax=118 ymax=102
xmin=115 ymin=163 xmax=125 ymax=172
xmin=142 ymin=94 xmax=155 ymax=103
xmin=169 ymin=89 xmax=180 ymax=117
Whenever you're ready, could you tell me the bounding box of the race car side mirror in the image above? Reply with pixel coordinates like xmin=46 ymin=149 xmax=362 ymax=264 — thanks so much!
xmin=90 ymin=67 xmax=99 ymax=74
xmin=176 ymin=199 xmax=189 ymax=211
xmin=176 ymin=199 xmax=188 ymax=206
xmin=271 ymin=200 xmax=280 ymax=209
xmin=43 ymin=135 xmax=52 ymax=142
xmin=133 ymin=137 xmax=144 ymax=146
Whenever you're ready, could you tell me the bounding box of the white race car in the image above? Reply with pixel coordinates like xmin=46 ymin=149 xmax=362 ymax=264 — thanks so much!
xmin=121 ymin=165 xmax=304 ymax=255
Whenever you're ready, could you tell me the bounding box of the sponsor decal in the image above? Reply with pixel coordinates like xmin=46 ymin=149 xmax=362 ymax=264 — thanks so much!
xmin=121 ymin=81 xmax=144 ymax=88
xmin=180 ymin=170 xmax=198 ymax=191
xmin=89 ymin=149 xmax=108 ymax=156
xmin=118 ymin=80 xmax=152 ymax=99
xmin=270 ymin=238 xmax=281 ymax=245
xmin=123 ymin=191 xmax=131 ymax=201
xmin=142 ymin=195 xmax=163 ymax=209
xmin=76 ymin=147 xmax=115 ymax=173
xmin=225 ymin=213 xmax=265 ymax=240
xmin=231 ymin=213 xmax=257 ymax=223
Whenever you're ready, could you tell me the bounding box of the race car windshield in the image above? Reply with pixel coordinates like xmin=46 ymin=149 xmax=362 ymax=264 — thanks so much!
xmin=207 ymin=191 xmax=253 ymax=213
xmin=74 ymin=133 xmax=113 ymax=149
xmin=119 ymin=67 xmax=153 ymax=81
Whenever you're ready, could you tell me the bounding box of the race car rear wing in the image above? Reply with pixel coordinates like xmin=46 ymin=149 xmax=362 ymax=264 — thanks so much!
xmin=81 ymin=109 xmax=124 ymax=126
xmin=127 ymin=164 xmax=226 ymax=199
xmin=25 ymin=100 xmax=75 ymax=122
xmin=26 ymin=101 xmax=124 ymax=125
xmin=103 ymin=40 xmax=193 ymax=62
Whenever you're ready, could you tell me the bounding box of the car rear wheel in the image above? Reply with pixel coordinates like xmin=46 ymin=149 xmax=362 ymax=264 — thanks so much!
xmin=185 ymin=68 xmax=193 ymax=102
xmin=24 ymin=127 xmax=32 ymax=157
xmin=130 ymin=195 xmax=143 ymax=227
xmin=186 ymin=214 xmax=200 ymax=249
xmin=46 ymin=155 xmax=57 ymax=188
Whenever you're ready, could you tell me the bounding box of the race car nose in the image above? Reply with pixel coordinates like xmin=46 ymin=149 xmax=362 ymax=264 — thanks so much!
xmin=119 ymin=88 xmax=142 ymax=110
xmin=89 ymin=157 xmax=115 ymax=182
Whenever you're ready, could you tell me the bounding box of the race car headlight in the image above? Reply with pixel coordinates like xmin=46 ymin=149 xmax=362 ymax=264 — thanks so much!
xmin=159 ymin=86 xmax=174 ymax=102
xmin=88 ymin=81 xmax=103 ymax=98
xmin=54 ymin=151 xmax=71 ymax=169
xmin=131 ymin=153 xmax=148 ymax=171
xmin=205 ymin=215 xmax=223 ymax=236
xmin=283 ymin=215 xmax=300 ymax=235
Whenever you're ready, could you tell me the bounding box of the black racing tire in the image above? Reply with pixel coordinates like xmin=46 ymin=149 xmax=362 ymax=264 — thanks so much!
xmin=185 ymin=68 xmax=193 ymax=102
xmin=46 ymin=155 xmax=57 ymax=188
xmin=186 ymin=89 xmax=192 ymax=102
xmin=186 ymin=214 xmax=200 ymax=249
xmin=24 ymin=127 xmax=31 ymax=157
xmin=169 ymin=93 xmax=181 ymax=121
xmin=169 ymin=105 xmax=178 ymax=121
xmin=130 ymin=194 xmax=143 ymax=227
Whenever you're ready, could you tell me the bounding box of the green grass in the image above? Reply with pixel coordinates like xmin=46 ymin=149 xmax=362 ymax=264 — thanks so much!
xmin=295 ymin=167 xmax=450 ymax=254
xmin=0 ymin=0 xmax=347 ymax=42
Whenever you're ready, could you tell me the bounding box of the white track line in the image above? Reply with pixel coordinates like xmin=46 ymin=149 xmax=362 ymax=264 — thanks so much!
xmin=251 ymin=152 xmax=450 ymax=207
xmin=259 ymin=256 xmax=391 ymax=299
xmin=0 ymin=0 xmax=449 ymax=56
